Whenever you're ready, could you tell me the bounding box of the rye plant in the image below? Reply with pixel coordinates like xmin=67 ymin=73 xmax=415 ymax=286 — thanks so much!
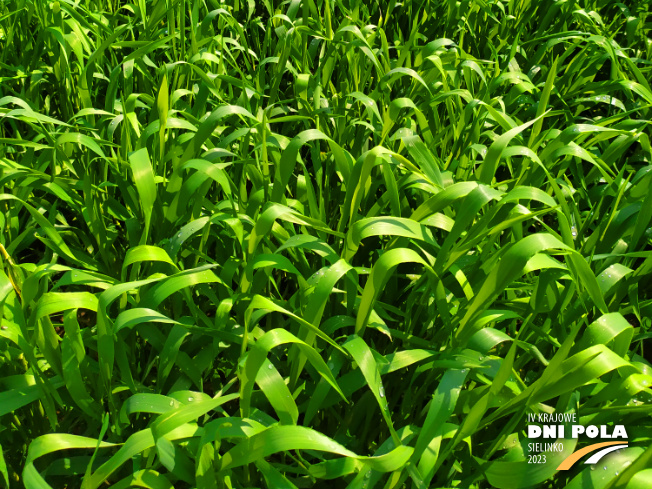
xmin=0 ymin=0 xmax=651 ymax=487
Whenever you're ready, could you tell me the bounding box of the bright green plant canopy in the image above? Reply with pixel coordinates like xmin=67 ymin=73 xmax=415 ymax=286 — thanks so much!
xmin=0 ymin=0 xmax=651 ymax=488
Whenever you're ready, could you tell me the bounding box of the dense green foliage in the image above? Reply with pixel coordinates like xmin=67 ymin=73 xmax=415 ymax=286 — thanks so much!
xmin=1 ymin=0 xmax=652 ymax=487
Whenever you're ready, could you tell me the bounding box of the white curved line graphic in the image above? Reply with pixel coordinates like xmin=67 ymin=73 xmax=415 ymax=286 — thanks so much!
xmin=584 ymin=444 xmax=628 ymax=464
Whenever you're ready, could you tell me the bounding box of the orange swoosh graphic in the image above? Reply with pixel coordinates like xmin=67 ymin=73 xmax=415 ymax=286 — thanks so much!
xmin=557 ymin=441 xmax=627 ymax=470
